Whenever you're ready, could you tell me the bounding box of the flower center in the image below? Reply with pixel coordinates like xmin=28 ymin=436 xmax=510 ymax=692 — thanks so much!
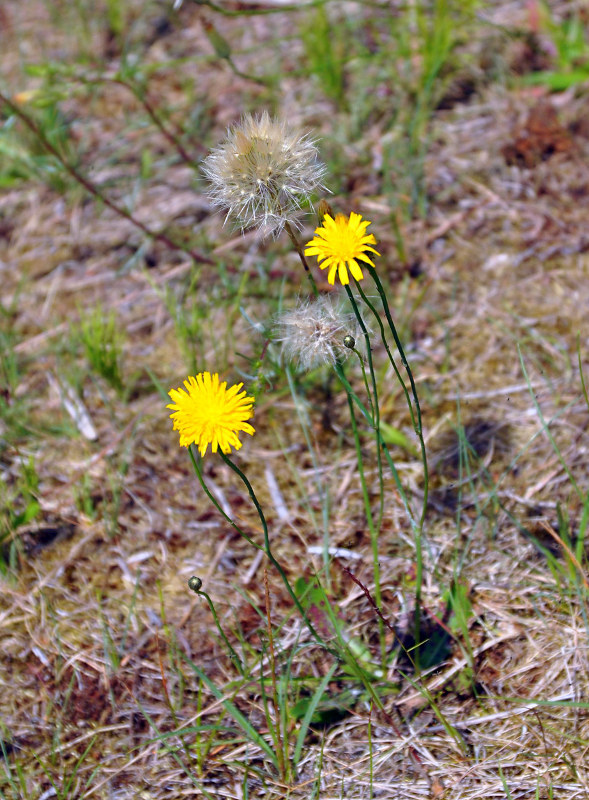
xmin=332 ymin=214 xmax=357 ymax=258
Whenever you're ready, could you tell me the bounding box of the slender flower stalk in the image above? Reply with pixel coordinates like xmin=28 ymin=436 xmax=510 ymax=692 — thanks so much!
xmin=203 ymin=111 xmax=327 ymax=238
xmin=346 ymin=393 xmax=387 ymax=668
xmin=353 ymin=270 xmax=429 ymax=670
xmin=218 ymin=452 xmax=328 ymax=648
xmin=343 ymin=286 xmax=387 ymax=666
xmin=332 ymin=363 xmax=416 ymax=527
xmin=284 ymin=221 xmax=320 ymax=297
xmin=357 ymin=267 xmax=429 ymax=530
xmin=188 ymin=576 xmax=244 ymax=675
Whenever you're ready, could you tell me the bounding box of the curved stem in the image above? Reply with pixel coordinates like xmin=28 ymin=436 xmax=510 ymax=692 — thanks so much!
xmin=364 ymin=266 xmax=429 ymax=529
xmin=344 ymin=288 xmax=385 ymax=524
xmin=344 ymin=287 xmax=386 ymax=663
xmin=218 ymin=452 xmax=328 ymax=648
xmin=361 ymin=267 xmax=430 ymax=671
xmin=193 ymin=584 xmax=245 ymax=675
xmin=284 ymin=221 xmax=319 ymax=297
xmin=333 ymin=364 xmax=416 ymax=530
xmin=353 ymin=279 xmax=416 ymax=433
xmin=344 ymin=288 xmax=376 ymax=418
xmin=346 ymin=394 xmax=386 ymax=668
xmin=188 ymin=446 xmax=261 ymax=551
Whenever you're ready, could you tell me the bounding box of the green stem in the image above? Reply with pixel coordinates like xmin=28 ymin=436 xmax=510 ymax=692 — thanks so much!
xmin=363 ymin=267 xmax=429 ymax=529
xmin=263 ymin=569 xmax=287 ymax=782
xmin=188 ymin=446 xmax=261 ymax=551
xmin=218 ymin=451 xmax=328 ymax=648
xmin=345 ymin=288 xmax=376 ymax=416
xmin=344 ymin=286 xmax=385 ymax=529
xmin=353 ymin=279 xmax=417 ymax=434
xmin=284 ymin=221 xmax=319 ymax=297
xmin=284 ymin=366 xmax=331 ymax=587
xmin=360 ymin=266 xmax=430 ymax=670
xmin=344 ymin=286 xmax=386 ymax=666
xmin=347 ymin=394 xmax=386 ymax=668
xmin=333 ymin=364 xmax=416 ymax=530
xmin=353 ymin=344 xmax=375 ymax=420
xmin=191 ymin=582 xmax=245 ymax=675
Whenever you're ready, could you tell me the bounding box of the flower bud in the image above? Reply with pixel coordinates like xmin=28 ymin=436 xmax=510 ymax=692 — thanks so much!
xmin=317 ymin=198 xmax=334 ymax=221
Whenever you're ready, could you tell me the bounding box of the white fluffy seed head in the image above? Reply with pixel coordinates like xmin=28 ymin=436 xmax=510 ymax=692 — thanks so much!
xmin=203 ymin=111 xmax=327 ymax=238
xmin=275 ymin=295 xmax=361 ymax=371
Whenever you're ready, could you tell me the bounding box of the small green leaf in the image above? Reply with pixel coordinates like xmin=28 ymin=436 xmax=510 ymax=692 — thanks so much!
xmin=203 ymin=20 xmax=232 ymax=61
xmin=182 ymin=656 xmax=278 ymax=767
xmin=523 ymin=70 xmax=589 ymax=90
xmin=12 ymin=500 xmax=40 ymax=529
xmin=292 ymin=662 xmax=338 ymax=762
xmin=379 ymin=421 xmax=417 ymax=455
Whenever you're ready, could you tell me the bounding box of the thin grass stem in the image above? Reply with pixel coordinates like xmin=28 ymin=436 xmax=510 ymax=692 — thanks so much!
xmin=344 ymin=286 xmax=385 ymax=528
xmin=263 ymin=568 xmax=288 ymax=782
xmin=518 ymin=345 xmax=584 ymax=502
xmin=346 ymin=395 xmax=386 ymax=667
xmin=0 ymin=90 xmax=214 ymax=267
xmin=284 ymin=365 xmax=332 ymax=586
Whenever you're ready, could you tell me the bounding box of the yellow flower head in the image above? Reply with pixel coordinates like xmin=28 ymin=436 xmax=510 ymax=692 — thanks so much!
xmin=304 ymin=212 xmax=380 ymax=286
xmin=167 ymin=372 xmax=255 ymax=457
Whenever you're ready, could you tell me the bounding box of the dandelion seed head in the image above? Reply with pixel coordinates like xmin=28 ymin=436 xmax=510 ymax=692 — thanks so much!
xmin=275 ymin=296 xmax=361 ymax=371
xmin=203 ymin=111 xmax=327 ymax=238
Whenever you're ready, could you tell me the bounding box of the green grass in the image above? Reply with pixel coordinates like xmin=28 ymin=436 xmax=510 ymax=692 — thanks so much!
xmin=76 ymin=305 xmax=125 ymax=394
xmin=522 ymin=1 xmax=589 ymax=90
xmin=0 ymin=456 xmax=40 ymax=573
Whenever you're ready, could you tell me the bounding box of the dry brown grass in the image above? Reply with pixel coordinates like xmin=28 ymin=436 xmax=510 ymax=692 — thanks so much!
xmin=1 ymin=1 xmax=589 ymax=798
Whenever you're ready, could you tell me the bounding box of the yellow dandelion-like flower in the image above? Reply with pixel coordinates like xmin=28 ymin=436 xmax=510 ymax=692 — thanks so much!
xmin=304 ymin=212 xmax=380 ymax=286
xmin=167 ymin=372 xmax=255 ymax=457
